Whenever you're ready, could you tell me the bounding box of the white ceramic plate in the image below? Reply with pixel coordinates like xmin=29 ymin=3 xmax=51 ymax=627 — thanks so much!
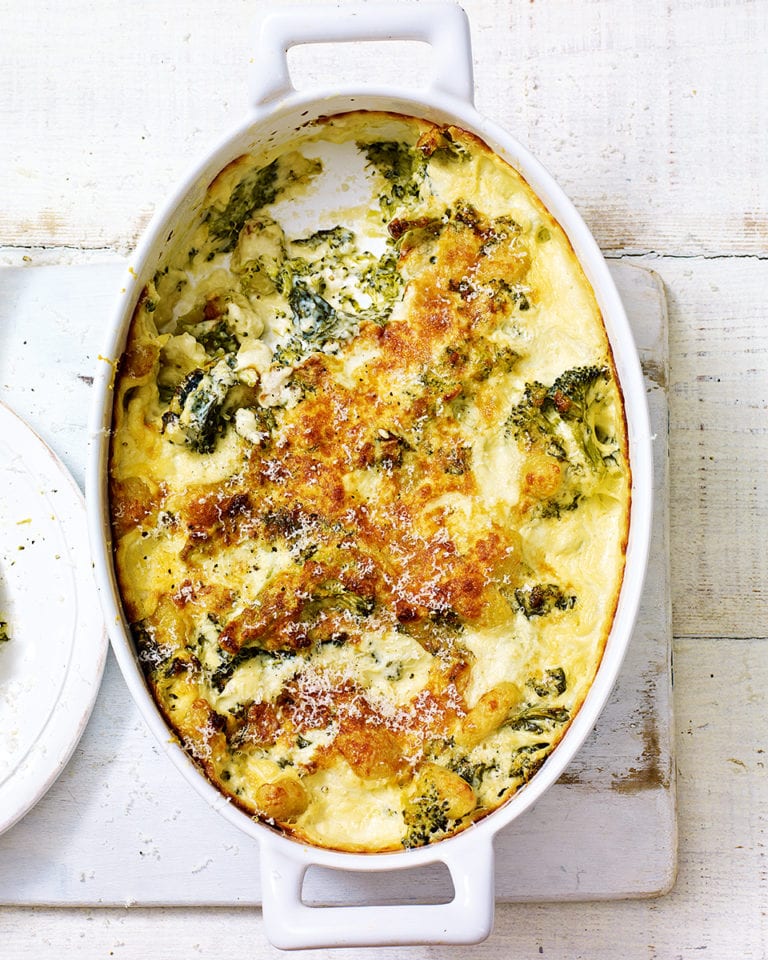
xmin=0 ymin=401 xmax=106 ymax=836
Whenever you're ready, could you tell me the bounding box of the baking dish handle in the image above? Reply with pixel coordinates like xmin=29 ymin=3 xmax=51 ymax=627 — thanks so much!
xmin=250 ymin=1 xmax=474 ymax=107
xmin=259 ymin=837 xmax=495 ymax=949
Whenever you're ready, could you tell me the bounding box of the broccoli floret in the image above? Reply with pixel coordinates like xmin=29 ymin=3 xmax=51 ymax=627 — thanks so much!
xmin=504 ymin=666 xmax=571 ymax=736
xmin=508 ymin=742 xmax=550 ymax=783
xmin=402 ymin=784 xmax=450 ymax=848
xmin=507 ymin=380 xmax=556 ymax=443
xmin=514 ymin=583 xmax=576 ymax=619
xmin=531 ymin=666 xmax=567 ymax=698
xmin=449 ymin=756 xmax=498 ymax=791
xmin=191 ymin=319 xmax=240 ymax=357
xmin=507 ymin=364 xmax=616 ymax=471
xmin=359 ymin=251 xmax=404 ymax=318
xmin=359 ymin=140 xmax=427 ymax=215
xmin=537 ymin=493 xmax=581 ymax=520
xmin=548 ymin=365 xmax=613 ymax=469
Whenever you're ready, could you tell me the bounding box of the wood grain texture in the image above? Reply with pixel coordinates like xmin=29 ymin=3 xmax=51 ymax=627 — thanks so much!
xmin=1 ymin=0 xmax=766 ymax=256
xmin=622 ymin=255 xmax=768 ymax=639
xmin=476 ymin=0 xmax=768 ymax=257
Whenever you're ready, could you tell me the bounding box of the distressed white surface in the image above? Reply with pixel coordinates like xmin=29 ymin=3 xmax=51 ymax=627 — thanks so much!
xmin=0 ymin=260 xmax=674 ymax=907
xmin=1 ymin=0 xmax=766 ymax=955
xmin=1 ymin=0 xmax=766 ymax=258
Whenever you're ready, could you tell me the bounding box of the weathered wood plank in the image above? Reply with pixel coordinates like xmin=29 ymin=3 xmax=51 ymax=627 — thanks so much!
xmin=626 ymin=255 xmax=768 ymax=639
xmin=0 ymin=0 xmax=766 ymax=256
xmin=476 ymin=0 xmax=768 ymax=257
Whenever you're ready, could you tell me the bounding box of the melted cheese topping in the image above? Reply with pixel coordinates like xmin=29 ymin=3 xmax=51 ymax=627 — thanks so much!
xmin=109 ymin=113 xmax=630 ymax=852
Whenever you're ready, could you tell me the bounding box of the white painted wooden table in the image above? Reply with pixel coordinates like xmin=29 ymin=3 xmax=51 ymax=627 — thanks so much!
xmin=1 ymin=0 xmax=766 ymax=957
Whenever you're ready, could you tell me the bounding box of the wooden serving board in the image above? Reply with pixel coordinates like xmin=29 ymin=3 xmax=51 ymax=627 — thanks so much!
xmin=0 ymin=260 xmax=674 ymax=906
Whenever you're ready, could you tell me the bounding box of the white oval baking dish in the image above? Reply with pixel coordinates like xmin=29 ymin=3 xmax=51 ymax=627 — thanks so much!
xmin=87 ymin=2 xmax=653 ymax=949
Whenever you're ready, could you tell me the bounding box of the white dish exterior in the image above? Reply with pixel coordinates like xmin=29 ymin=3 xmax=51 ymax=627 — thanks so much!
xmin=0 ymin=401 xmax=107 ymax=837
xmin=86 ymin=3 xmax=653 ymax=949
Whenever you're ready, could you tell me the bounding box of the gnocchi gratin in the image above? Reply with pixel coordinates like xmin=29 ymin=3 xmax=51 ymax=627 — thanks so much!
xmin=109 ymin=113 xmax=630 ymax=851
